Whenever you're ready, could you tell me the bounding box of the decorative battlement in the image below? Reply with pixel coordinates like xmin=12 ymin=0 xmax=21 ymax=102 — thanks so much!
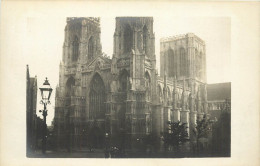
xmin=116 ymin=17 xmax=153 ymax=22
xmin=160 ymin=33 xmax=205 ymax=44
xmin=160 ymin=34 xmax=187 ymax=42
xmin=67 ymin=17 xmax=100 ymax=25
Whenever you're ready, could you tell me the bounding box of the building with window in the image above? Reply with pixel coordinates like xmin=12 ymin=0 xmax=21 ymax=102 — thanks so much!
xmin=207 ymin=82 xmax=231 ymax=120
xmin=26 ymin=65 xmax=42 ymax=155
xmin=53 ymin=17 xmax=208 ymax=150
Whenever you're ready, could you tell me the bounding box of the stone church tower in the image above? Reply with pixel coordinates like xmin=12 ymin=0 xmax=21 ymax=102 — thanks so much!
xmin=160 ymin=34 xmax=208 ymax=139
xmin=108 ymin=17 xmax=156 ymax=148
xmin=54 ymin=17 xmax=208 ymax=150
xmin=54 ymin=17 xmax=110 ymax=149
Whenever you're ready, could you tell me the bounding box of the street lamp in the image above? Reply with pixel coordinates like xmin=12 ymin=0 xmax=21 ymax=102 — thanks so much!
xmin=39 ymin=77 xmax=53 ymax=154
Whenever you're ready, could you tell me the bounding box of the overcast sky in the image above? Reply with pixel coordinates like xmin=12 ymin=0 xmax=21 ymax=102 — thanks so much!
xmin=25 ymin=17 xmax=230 ymax=125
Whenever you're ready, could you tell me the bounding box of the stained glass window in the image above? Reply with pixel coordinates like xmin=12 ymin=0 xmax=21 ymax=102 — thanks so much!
xmin=89 ymin=74 xmax=105 ymax=119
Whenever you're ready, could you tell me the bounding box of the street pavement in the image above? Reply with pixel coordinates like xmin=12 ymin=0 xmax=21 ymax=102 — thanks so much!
xmin=28 ymin=148 xmax=105 ymax=158
xmin=27 ymin=148 xmax=211 ymax=158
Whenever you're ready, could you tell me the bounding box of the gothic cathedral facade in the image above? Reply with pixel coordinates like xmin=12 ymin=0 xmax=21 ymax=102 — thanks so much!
xmin=54 ymin=17 xmax=208 ymax=150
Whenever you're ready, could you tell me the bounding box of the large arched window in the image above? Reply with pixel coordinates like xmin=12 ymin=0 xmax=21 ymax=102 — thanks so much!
xmin=199 ymin=52 xmax=203 ymax=79
xmin=124 ymin=24 xmax=133 ymax=53
xmin=119 ymin=70 xmax=129 ymax=92
xmin=72 ymin=36 xmax=79 ymax=61
xmin=88 ymin=36 xmax=94 ymax=60
xmin=195 ymin=50 xmax=202 ymax=78
xmin=65 ymin=77 xmax=75 ymax=106
xmin=143 ymin=25 xmax=148 ymax=53
xmin=89 ymin=74 xmax=105 ymax=119
xmin=145 ymin=72 xmax=151 ymax=101
xmin=195 ymin=49 xmax=199 ymax=77
xmin=167 ymin=49 xmax=175 ymax=77
xmin=65 ymin=77 xmax=75 ymax=97
xmin=180 ymin=48 xmax=186 ymax=76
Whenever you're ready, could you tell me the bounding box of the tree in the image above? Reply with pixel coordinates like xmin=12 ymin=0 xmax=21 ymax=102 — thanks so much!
xmin=193 ymin=114 xmax=211 ymax=154
xmin=211 ymin=111 xmax=231 ymax=156
xmin=211 ymin=99 xmax=231 ymax=156
xmin=163 ymin=121 xmax=189 ymax=152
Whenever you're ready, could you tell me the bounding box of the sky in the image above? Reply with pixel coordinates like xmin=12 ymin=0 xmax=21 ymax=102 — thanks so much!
xmin=25 ymin=17 xmax=230 ymax=125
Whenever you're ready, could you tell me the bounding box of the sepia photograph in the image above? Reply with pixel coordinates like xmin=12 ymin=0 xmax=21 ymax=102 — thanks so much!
xmin=1 ymin=1 xmax=259 ymax=166
xmin=26 ymin=16 xmax=231 ymax=158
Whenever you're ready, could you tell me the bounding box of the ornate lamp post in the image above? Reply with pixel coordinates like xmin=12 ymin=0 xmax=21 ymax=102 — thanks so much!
xmin=39 ymin=77 xmax=53 ymax=154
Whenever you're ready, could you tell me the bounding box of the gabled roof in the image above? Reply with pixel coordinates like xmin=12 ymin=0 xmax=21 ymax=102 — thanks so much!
xmin=207 ymin=82 xmax=231 ymax=101
xmin=86 ymin=54 xmax=112 ymax=68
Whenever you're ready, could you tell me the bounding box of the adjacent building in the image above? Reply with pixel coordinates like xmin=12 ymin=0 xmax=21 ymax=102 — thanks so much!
xmin=26 ymin=65 xmax=38 ymax=155
xmin=207 ymin=82 xmax=231 ymax=120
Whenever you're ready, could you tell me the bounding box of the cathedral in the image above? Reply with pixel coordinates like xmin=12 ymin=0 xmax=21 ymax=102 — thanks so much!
xmin=53 ymin=17 xmax=208 ymax=150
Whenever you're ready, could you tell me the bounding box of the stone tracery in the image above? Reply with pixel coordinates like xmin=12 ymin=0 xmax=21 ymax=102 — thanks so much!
xmin=89 ymin=73 xmax=105 ymax=119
